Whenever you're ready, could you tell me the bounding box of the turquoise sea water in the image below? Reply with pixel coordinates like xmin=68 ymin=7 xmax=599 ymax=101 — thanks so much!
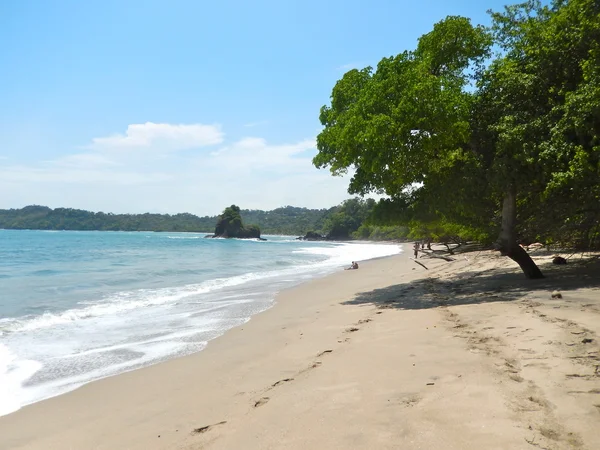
xmin=0 ymin=230 xmax=400 ymax=416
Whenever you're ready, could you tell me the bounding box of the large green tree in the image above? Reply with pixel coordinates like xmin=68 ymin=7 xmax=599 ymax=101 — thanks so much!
xmin=474 ymin=0 xmax=600 ymax=266
xmin=313 ymin=16 xmax=535 ymax=271
xmin=314 ymin=1 xmax=600 ymax=278
xmin=484 ymin=0 xmax=600 ymax=250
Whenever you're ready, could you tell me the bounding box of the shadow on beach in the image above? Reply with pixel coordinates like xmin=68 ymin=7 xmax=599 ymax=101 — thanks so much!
xmin=344 ymin=257 xmax=600 ymax=311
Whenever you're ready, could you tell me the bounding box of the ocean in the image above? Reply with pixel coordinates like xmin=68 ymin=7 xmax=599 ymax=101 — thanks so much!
xmin=0 ymin=229 xmax=400 ymax=416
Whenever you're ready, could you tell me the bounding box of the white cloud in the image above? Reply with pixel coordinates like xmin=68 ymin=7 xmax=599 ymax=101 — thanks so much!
xmin=208 ymin=137 xmax=315 ymax=171
xmin=0 ymin=124 xmax=357 ymax=215
xmin=89 ymin=122 xmax=224 ymax=152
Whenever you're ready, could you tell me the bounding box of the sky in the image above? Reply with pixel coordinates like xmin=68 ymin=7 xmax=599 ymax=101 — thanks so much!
xmin=0 ymin=0 xmax=510 ymax=215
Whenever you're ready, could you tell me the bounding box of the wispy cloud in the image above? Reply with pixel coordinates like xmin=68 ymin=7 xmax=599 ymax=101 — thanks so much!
xmin=88 ymin=122 xmax=224 ymax=152
xmin=208 ymin=137 xmax=316 ymax=170
xmin=0 ymin=124 xmax=355 ymax=214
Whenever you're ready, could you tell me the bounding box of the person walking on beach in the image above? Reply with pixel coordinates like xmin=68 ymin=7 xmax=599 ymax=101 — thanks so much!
xmin=413 ymin=242 xmax=419 ymax=258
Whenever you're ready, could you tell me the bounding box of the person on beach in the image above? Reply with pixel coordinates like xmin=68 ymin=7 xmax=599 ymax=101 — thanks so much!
xmin=413 ymin=242 xmax=419 ymax=258
xmin=345 ymin=261 xmax=359 ymax=270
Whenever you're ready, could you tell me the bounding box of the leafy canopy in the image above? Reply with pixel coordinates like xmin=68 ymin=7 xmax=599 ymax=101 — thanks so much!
xmin=314 ymin=2 xmax=600 ymax=250
xmin=314 ymin=16 xmax=492 ymax=199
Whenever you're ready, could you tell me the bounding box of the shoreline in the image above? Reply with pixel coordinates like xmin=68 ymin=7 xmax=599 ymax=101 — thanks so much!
xmin=4 ymin=248 xmax=403 ymax=413
xmin=1 ymin=248 xmax=599 ymax=449
xmin=0 ymin=239 xmax=401 ymax=417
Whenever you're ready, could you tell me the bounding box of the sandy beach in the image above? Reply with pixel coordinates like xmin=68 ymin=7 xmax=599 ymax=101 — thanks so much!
xmin=1 ymin=246 xmax=599 ymax=450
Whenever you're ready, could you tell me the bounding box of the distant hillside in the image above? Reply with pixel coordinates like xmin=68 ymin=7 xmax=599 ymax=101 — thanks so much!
xmin=0 ymin=200 xmax=412 ymax=241
xmin=237 ymin=206 xmax=333 ymax=236
xmin=0 ymin=205 xmax=333 ymax=236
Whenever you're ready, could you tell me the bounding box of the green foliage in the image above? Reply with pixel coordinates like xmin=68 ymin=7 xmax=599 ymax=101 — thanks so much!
xmin=315 ymin=15 xmax=498 ymax=246
xmin=0 ymin=205 xmax=329 ymax=235
xmin=314 ymin=2 xmax=600 ymax=251
xmin=0 ymin=205 xmax=217 ymax=232
xmin=0 ymin=203 xmax=384 ymax=240
xmin=406 ymin=220 xmax=490 ymax=244
xmin=214 ymin=205 xmax=261 ymax=238
xmin=239 ymin=206 xmax=330 ymax=236
xmin=322 ymin=198 xmax=375 ymax=239
xmin=479 ymin=0 xmax=600 ymax=247
xmin=315 ymin=16 xmax=491 ymax=198
xmin=352 ymin=224 xmax=410 ymax=241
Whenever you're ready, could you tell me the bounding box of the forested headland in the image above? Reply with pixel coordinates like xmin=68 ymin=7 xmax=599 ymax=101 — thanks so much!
xmin=314 ymin=0 xmax=600 ymax=278
xmin=0 ymin=201 xmax=411 ymax=241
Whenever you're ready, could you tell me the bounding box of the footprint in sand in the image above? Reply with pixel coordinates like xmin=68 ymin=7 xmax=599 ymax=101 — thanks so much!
xmin=271 ymin=378 xmax=294 ymax=387
xmin=389 ymin=393 xmax=421 ymax=408
xmin=254 ymin=397 xmax=270 ymax=408
xmin=192 ymin=421 xmax=227 ymax=435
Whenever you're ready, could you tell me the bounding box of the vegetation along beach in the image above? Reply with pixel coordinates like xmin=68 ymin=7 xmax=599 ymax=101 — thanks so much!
xmin=1 ymin=0 xmax=599 ymax=449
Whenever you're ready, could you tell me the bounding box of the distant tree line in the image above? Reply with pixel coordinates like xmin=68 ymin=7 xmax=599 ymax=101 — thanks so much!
xmin=0 ymin=202 xmax=410 ymax=240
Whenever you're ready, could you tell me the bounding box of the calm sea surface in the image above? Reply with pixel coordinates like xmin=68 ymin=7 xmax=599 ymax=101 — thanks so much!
xmin=0 ymin=230 xmax=400 ymax=416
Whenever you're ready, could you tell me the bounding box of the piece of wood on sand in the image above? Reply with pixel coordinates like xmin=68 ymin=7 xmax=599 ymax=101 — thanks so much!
xmin=410 ymin=258 xmax=429 ymax=270
xmin=423 ymin=253 xmax=455 ymax=262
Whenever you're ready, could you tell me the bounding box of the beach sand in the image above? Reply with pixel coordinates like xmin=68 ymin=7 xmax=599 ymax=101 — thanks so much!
xmin=1 ymin=246 xmax=599 ymax=450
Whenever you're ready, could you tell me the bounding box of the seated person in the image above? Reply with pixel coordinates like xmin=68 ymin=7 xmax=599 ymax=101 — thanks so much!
xmin=345 ymin=261 xmax=359 ymax=270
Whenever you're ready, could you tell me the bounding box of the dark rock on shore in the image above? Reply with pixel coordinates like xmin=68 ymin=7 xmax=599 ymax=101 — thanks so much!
xmin=205 ymin=205 xmax=266 ymax=240
xmin=552 ymin=256 xmax=567 ymax=265
xmin=296 ymin=231 xmax=351 ymax=242
xmin=297 ymin=231 xmax=326 ymax=241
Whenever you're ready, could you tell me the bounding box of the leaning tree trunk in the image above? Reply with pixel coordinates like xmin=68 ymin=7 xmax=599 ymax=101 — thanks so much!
xmin=496 ymin=185 xmax=544 ymax=279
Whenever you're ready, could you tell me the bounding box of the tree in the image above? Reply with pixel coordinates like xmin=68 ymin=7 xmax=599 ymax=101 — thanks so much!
xmin=314 ymin=17 xmax=539 ymax=268
xmin=313 ymin=14 xmax=556 ymax=278
xmin=485 ymin=0 xmax=600 ymax=250
xmin=475 ymin=0 xmax=600 ymax=270
xmin=315 ymin=3 xmax=600 ymax=278
xmin=322 ymin=198 xmax=376 ymax=239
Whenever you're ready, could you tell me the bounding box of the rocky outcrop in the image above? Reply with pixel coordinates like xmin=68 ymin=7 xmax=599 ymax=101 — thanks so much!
xmin=206 ymin=205 xmax=265 ymax=240
xmin=296 ymin=231 xmax=349 ymax=241
xmin=297 ymin=231 xmax=326 ymax=241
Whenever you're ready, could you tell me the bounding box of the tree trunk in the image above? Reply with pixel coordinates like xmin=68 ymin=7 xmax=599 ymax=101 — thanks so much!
xmin=496 ymin=185 xmax=544 ymax=279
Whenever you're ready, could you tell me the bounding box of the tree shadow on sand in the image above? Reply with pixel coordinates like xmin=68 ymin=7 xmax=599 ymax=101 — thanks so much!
xmin=344 ymin=258 xmax=600 ymax=311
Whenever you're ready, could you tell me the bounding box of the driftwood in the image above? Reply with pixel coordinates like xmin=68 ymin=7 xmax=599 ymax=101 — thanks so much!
xmin=422 ymin=253 xmax=455 ymax=262
xmin=419 ymin=249 xmax=455 ymax=262
xmin=410 ymin=258 xmax=429 ymax=270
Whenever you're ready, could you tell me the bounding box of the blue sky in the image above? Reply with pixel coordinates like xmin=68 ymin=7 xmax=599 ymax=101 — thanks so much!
xmin=1 ymin=0 xmax=509 ymax=215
